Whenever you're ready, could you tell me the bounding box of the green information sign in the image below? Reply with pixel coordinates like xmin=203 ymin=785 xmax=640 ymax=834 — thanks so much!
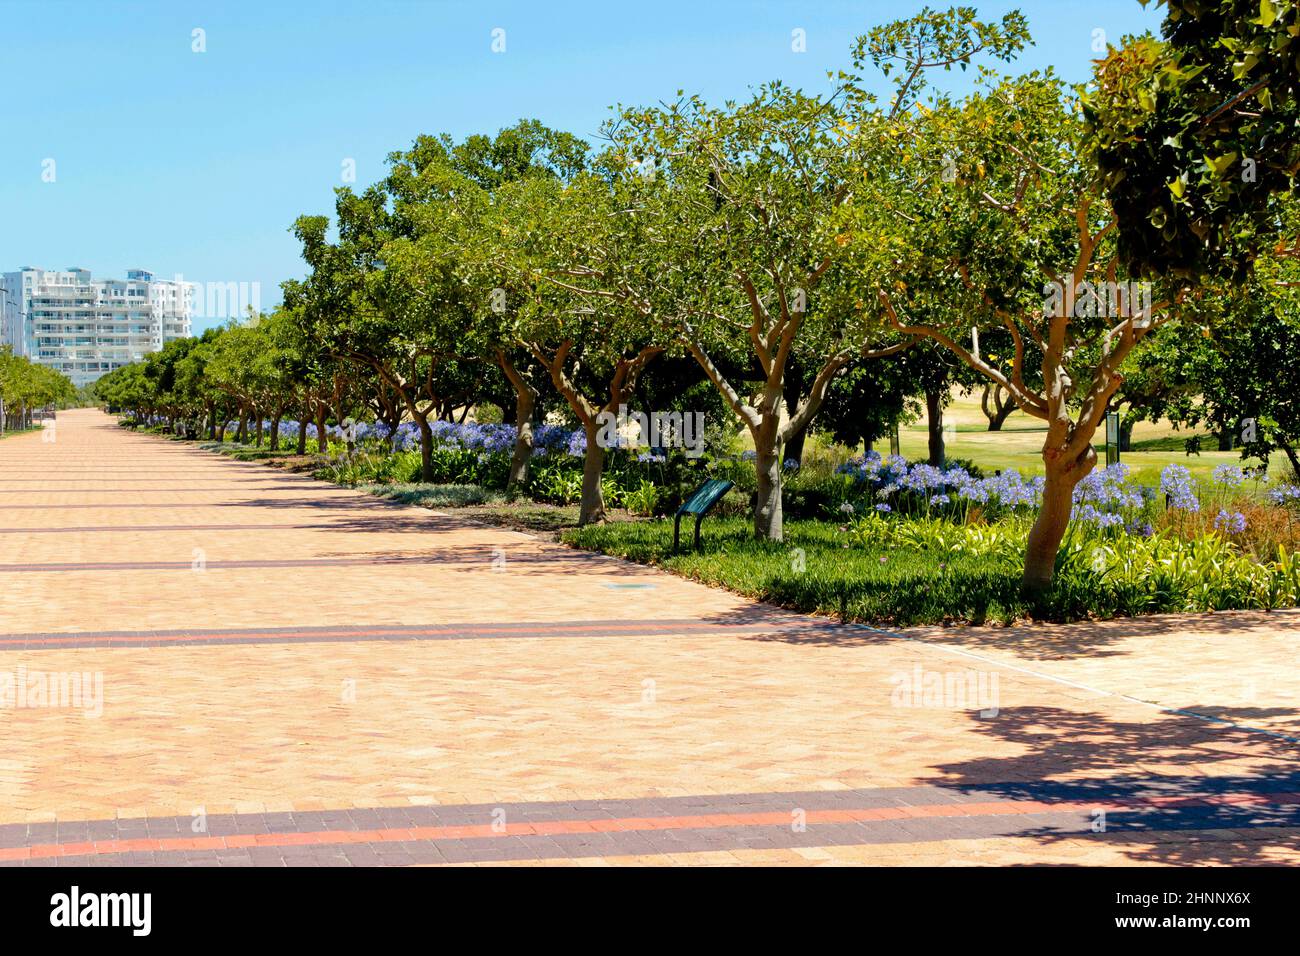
xmin=1105 ymin=411 xmax=1121 ymax=466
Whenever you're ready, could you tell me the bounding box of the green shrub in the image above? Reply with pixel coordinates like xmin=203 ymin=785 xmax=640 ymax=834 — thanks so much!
xmin=847 ymin=513 xmax=1028 ymax=569
xmin=527 ymin=461 xmax=584 ymax=504
xmin=623 ymin=479 xmax=661 ymax=517
xmin=1055 ymin=530 xmax=1300 ymax=614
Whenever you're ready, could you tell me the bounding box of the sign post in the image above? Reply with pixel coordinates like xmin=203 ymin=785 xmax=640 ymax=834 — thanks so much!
xmin=1105 ymin=411 xmax=1121 ymax=466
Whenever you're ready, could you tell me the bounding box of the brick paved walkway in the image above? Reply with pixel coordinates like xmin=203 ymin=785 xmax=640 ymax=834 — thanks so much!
xmin=0 ymin=409 xmax=1297 ymax=866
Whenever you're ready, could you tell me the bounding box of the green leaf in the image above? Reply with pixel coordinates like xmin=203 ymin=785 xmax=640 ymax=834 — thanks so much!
xmin=1205 ymin=153 xmax=1239 ymax=176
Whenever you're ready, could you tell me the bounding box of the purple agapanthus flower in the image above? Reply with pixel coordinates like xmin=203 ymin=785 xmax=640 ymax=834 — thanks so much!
xmin=1211 ymin=464 xmax=1246 ymax=488
xmin=1160 ymin=464 xmax=1200 ymax=513
xmin=1213 ymin=509 xmax=1247 ymax=534
xmin=1266 ymin=483 xmax=1300 ymax=507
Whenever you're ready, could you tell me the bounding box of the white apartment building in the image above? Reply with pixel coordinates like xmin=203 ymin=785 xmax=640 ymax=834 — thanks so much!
xmin=0 ymin=268 xmax=193 ymax=386
xmin=0 ymin=286 xmax=17 ymax=354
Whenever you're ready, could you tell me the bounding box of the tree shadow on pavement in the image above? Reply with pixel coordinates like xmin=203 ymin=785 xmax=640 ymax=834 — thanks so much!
xmin=733 ymin=607 xmax=1300 ymax=661
xmin=908 ymin=609 xmax=1300 ymax=662
xmin=934 ymin=703 xmax=1300 ymax=865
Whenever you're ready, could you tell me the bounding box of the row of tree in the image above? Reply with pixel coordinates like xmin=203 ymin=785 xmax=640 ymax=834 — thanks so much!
xmin=0 ymin=346 xmax=75 ymax=435
xmin=98 ymin=3 xmax=1300 ymax=592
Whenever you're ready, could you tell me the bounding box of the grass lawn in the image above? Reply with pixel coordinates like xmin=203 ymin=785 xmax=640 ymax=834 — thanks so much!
xmin=0 ymin=426 xmax=44 ymax=440
xmin=564 ymin=516 xmax=1030 ymax=626
xmin=891 ymin=389 xmax=1287 ymax=484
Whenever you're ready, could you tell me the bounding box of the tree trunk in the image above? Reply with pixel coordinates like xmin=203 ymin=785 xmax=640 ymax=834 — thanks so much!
xmin=578 ymin=419 xmax=607 ymax=525
xmin=499 ymin=352 xmax=538 ymax=491
xmin=1023 ymin=472 xmax=1073 ymax=596
xmin=532 ymin=340 xmax=661 ymax=524
xmin=1279 ymin=439 xmax=1300 ymax=480
xmin=507 ymin=395 xmax=535 ymax=491
xmin=1023 ymin=447 xmax=1094 ymax=596
xmin=414 ymin=413 xmax=434 ymax=482
xmin=296 ymin=419 xmax=308 ymax=455
xmin=1216 ymin=426 xmax=1234 ymax=452
xmin=206 ymin=402 xmax=216 ymax=440
xmin=982 ymin=384 xmax=1015 ymax=431
xmin=315 ymin=408 xmax=328 ymax=455
xmin=782 ymin=363 xmax=808 ymax=468
xmin=270 ymin=415 xmax=281 ymax=452
xmin=753 ymin=437 xmax=784 ymax=542
xmin=746 ymin=382 xmax=787 ymax=541
xmin=926 ymin=388 xmax=945 ymax=466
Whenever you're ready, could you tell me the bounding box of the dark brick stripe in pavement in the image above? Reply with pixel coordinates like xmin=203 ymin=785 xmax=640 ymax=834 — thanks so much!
xmin=0 ymin=616 xmax=842 ymax=650
xmin=0 ymin=503 xmax=213 ymax=510
xmin=30 ymin=823 xmax=1300 ymax=866
xmin=4 ymin=779 xmax=1300 ymax=865
xmin=0 ymin=555 xmax=478 ymax=573
xmin=0 ymin=820 xmax=1097 ymax=867
xmin=0 ymin=476 xmax=237 ymax=481
xmin=0 ymin=478 xmax=281 ymax=482
xmin=0 ymin=485 xmax=326 ymax=494
xmin=0 ymin=523 xmax=323 ymax=534
xmin=0 ymin=502 xmax=364 ymax=510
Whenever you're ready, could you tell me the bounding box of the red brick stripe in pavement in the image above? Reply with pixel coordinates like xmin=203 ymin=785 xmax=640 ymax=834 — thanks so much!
xmin=3 ymin=785 xmax=1299 ymax=865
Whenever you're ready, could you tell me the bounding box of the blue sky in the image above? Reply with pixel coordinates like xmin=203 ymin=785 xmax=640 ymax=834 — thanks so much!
xmin=0 ymin=1 xmax=1161 ymax=333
